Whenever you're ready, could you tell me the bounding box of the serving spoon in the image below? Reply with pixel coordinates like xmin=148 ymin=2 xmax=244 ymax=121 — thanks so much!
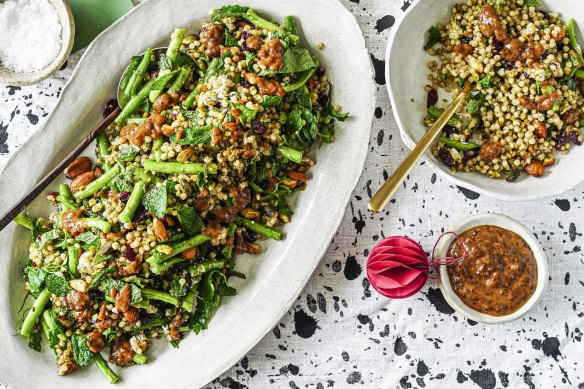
xmin=0 ymin=48 xmax=193 ymax=232
xmin=368 ymin=82 xmax=472 ymax=213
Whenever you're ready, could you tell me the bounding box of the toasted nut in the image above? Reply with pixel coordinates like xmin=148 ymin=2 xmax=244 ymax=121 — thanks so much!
xmin=164 ymin=215 xmax=176 ymax=227
xmin=543 ymin=156 xmax=556 ymax=166
xmin=162 ymin=124 xmax=175 ymax=137
xmin=231 ymin=108 xmax=241 ymax=117
xmin=115 ymin=284 xmax=131 ymax=313
xmin=93 ymin=166 xmax=103 ymax=178
xmin=180 ymin=247 xmax=198 ymax=259
xmin=47 ymin=192 xmax=59 ymax=201
xmin=212 ymin=127 xmax=222 ymax=145
xmin=176 ymin=130 xmax=184 ymax=140
xmin=282 ymin=178 xmax=298 ymax=188
xmin=66 ymin=156 xmax=92 ymax=179
xmin=240 ymin=207 xmax=260 ymax=219
xmin=69 ymin=279 xmax=88 ymax=293
xmin=70 ymin=171 xmax=95 ymax=193
xmin=157 ymin=245 xmax=174 ymax=255
xmin=153 ymin=218 xmax=168 ymax=242
xmin=177 ymin=147 xmax=195 ymax=162
xmin=124 ymin=307 xmax=138 ymax=324
xmin=525 ymin=160 xmax=545 ymax=177
xmin=222 ymin=122 xmax=239 ymax=132
xmin=287 ymin=171 xmax=309 ymax=181
xmin=242 ymin=149 xmax=256 ymax=160
xmin=57 ymin=357 xmax=79 ymax=376
xmin=97 ymin=303 xmax=107 ymax=321
xmin=533 ymin=120 xmax=547 ymax=138
xmin=87 ymin=331 xmax=105 ymax=353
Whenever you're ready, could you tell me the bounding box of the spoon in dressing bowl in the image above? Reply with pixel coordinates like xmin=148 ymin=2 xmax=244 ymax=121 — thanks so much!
xmin=0 ymin=44 xmax=195 ymax=232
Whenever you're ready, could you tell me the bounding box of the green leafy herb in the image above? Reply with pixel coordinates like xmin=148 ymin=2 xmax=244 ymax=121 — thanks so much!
xmin=259 ymin=96 xmax=283 ymax=108
xmin=76 ymin=231 xmax=99 ymax=250
xmin=178 ymin=207 xmax=204 ymax=236
xmin=45 ymin=309 xmax=65 ymax=349
xmin=142 ymin=185 xmax=168 ymax=218
xmin=71 ymin=334 xmax=93 ymax=366
xmin=243 ymin=51 xmax=256 ymax=71
xmin=90 ymin=268 xmax=116 ymax=288
xmin=327 ymin=106 xmax=349 ymax=122
xmin=28 ymin=326 xmax=42 ymax=352
xmin=190 ymin=270 xmax=229 ymax=334
xmin=108 ymin=169 xmax=134 ymax=193
xmin=171 ymin=125 xmax=213 ymax=145
xmin=231 ymin=102 xmax=258 ymax=126
xmin=424 ymin=26 xmax=441 ymax=51
xmin=118 ymin=145 xmax=140 ymax=162
xmin=100 ymin=279 xmax=143 ymax=305
xmin=466 ymin=92 xmax=487 ymax=115
xmin=523 ymin=0 xmax=541 ymax=6
xmin=45 ymin=273 xmax=69 ymax=297
xmin=169 ymin=275 xmax=188 ymax=298
xmin=259 ymin=47 xmax=317 ymax=75
xmin=26 ymin=267 xmax=45 ymax=296
xmin=478 ymin=74 xmax=491 ymax=88
xmin=38 ymin=229 xmax=60 ymax=249
xmin=224 ymin=32 xmax=238 ymax=47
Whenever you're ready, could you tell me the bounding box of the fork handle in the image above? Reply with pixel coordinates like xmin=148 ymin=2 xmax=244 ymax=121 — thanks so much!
xmin=0 ymin=107 xmax=121 ymax=232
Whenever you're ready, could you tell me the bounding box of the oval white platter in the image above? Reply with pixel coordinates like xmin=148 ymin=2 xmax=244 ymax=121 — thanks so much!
xmin=386 ymin=0 xmax=584 ymax=201
xmin=0 ymin=0 xmax=376 ymax=387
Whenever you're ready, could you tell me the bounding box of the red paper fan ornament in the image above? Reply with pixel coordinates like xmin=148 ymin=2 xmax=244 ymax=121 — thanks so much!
xmin=366 ymin=234 xmax=467 ymax=299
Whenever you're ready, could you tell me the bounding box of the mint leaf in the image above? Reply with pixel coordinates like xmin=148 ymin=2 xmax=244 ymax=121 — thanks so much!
xmin=26 ymin=267 xmax=45 ymax=296
xmin=38 ymin=229 xmax=60 ymax=249
xmin=71 ymin=334 xmax=93 ymax=366
xmin=178 ymin=207 xmax=204 ymax=236
xmin=118 ymin=145 xmax=140 ymax=162
xmin=231 ymin=102 xmax=258 ymax=126
xmin=259 ymin=96 xmax=283 ymax=108
xmin=108 ymin=169 xmax=134 ymax=193
xmin=424 ymin=26 xmax=441 ymax=51
xmin=76 ymin=231 xmax=99 ymax=250
xmin=523 ymin=0 xmax=541 ymax=6
xmin=478 ymin=74 xmax=491 ymax=89
xmin=171 ymin=125 xmax=213 ymax=145
xmin=259 ymin=47 xmax=317 ymax=75
xmin=142 ymin=185 xmax=167 ymax=218
xmin=46 ymin=309 xmax=65 ymax=349
xmin=28 ymin=326 xmax=42 ymax=352
xmin=466 ymin=92 xmax=487 ymax=115
xmin=225 ymin=32 xmax=238 ymax=47
xmin=100 ymin=279 xmax=142 ymax=305
xmin=45 ymin=273 xmax=69 ymax=297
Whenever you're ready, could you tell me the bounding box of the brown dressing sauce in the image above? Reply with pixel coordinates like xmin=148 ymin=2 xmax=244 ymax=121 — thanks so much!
xmin=447 ymin=225 xmax=537 ymax=316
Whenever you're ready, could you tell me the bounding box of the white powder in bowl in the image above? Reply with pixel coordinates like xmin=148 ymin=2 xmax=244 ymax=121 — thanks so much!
xmin=0 ymin=0 xmax=63 ymax=72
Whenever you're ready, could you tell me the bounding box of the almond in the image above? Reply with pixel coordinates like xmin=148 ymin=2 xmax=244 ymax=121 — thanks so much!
xmin=240 ymin=207 xmax=260 ymax=219
xmin=180 ymin=247 xmax=198 ymax=260
xmin=153 ymin=218 xmax=168 ymax=242
xmin=93 ymin=166 xmax=103 ymax=178
xmin=65 ymin=156 xmax=92 ymax=179
xmin=70 ymin=171 xmax=95 ymax=193
xmin=525 ymin=160 xmax=545 ymax=177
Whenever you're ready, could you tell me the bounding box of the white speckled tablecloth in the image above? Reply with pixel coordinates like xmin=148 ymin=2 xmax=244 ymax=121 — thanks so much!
xmin=1 ymin=1 xmax=583 ymax=388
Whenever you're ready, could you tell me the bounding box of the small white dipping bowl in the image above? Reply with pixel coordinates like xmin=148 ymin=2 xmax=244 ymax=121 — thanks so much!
xmin=0 ymin=0 xmax=75 ymax=86
xmin=437 ymin=213 xmax=548 ymax=324
xmin=385 ymin=0 xmax=584 ymax=201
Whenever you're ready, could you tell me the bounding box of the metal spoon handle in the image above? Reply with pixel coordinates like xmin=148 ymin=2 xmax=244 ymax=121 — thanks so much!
xmin=0 ymin=106 xmax=121 ymax=232
xmin=368 ymin=87 xmax=470 ymax=213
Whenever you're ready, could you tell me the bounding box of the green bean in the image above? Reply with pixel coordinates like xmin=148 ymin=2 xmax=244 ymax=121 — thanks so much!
xmin=85 ymin=218 xmax=112 ymax=233
xmin=439 ymin=136 xmax=480 ymax=151
xmin=566 ymin=19 xmax=584 ymax=65
xmin=143 ymin=159 xmax=218 ymax=175
xmin=74 ymin=165 xmax=120 ymax=200
xmin=168 ymin=66 xmax=192 ymax=93
xmin=119 ymin=180 xmax=147 ymax=225
xmin=428 ymin=106 xmax=461 ymax=126
xmin=136 ymin=318 xmax=170 ymax=330
xmin=133 ymin=354 xmax=148 ymax=365
xmin=574 ymin=69 xmax=584 ymax=80
xmin=147 ymin=234 xmax=212 ymax=266
xmin=238 ymin=217 xmax=284 ymax=240
xmin=284 ymin=16 xmax=297 ymax=35
xmin=59 ymin=183 xmax=71 ymax=198
xmin=96 ymin=132 xmax=113 ymax=171
xmin=67 ymin=246 xmax=80 ymax=278
xmin=166 ymin=28 xmax=186 ymax=60
xmin=126 ymin=117 xmax=147 ymax=124
xmin=141 ymin=288 xmax=193 ymax=311
xmin=13 ymin=213 xmax=32 ymax=230
xmin=276 ymin=146 xmax=303 ymax=163
xmin=20 ymin=288 xmax=51 ymax=337
xmin=115 ymin=78 xmax=156 ymax=125
xmin=182 ymin=85 xmax=200 ymax=108
xmin=118 ymin=55 xmax=142 ymax=107
xmin=56 ymin=195 xmax=77 ymax=211
xmin=189 ymin=260 xmax=225 ymax=277
xmin=152 ymin=137 xmax=164 ymax=161
xmin=94 ymin=353 xmax=119 ymax=384
xmin=124 ymin=48 xmax=153 ymax=102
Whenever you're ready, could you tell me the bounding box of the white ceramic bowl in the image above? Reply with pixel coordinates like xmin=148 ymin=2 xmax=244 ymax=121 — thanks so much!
xmin=385 ymin=0 xmax=584 ymax=201
xmin=437 ymin=213 xmax=548 ymax=324
xmin=0 ymin=0 xmax=75 ymax=86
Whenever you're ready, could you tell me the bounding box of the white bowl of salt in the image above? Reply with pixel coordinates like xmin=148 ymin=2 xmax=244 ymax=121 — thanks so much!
xmin=0 ymin=0 xmax=74 ymax=86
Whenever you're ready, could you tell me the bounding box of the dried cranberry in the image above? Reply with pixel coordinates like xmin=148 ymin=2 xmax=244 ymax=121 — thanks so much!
xmin=251 ymin=120 xmax=265 ymax=134
xmin=438 ymin=148 xmax=455 ymax=167
xmin=427 ymin=89 xmax=438 ymax=108
xmin=555 ymin=131 xmax=569 ymax=150
xmin=491 ymin=38 xmax=503 ymax=54
xmin=124 ymin=247 xmax=136 ymax=261
xmin=442 ymin=125 xmax=457 ymax=137
xmin=139 ymin=311 xmax=155 ymax=325
xmin=503 ymin=60 xmax=515 ymax=70
xmin=462 ymin=149 xmax=477 ymax=163
xmin=119 ymin=192 xmax=130 ymax=202
xmin=88 ymin=289 xmax=104 ymax=301
xmin=241 ymin=229 xmax=258 ymax=244
xmin=241 ymin=31 xmax=251 ymax=40
xmin=240 ymin=78 xmax=251 ymax=88
xmin=315 ymin=67 xmax=326 ymax=77
xmin=241 ymin=42 xmax=250 ymax=51
xmin=317 ymin=93 xmax=329 ymax=107
xmin=461 ymin=35 xmax=471 ymax=43
xmin=570 ymin=131 xmax=582 ymax=146
xmin=103 ymin=99 xmax=119 ymax=117
xmin=132 ymin=205 xmax=148 ymax=223
xmin=557 ymin=43 xmax=565 ymax=52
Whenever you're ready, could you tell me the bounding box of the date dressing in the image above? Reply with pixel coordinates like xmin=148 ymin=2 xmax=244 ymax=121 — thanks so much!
xmin=447 ymin=225 xmax=537 ymax=316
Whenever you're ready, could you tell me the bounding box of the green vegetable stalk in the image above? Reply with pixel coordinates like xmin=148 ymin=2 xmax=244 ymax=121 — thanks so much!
xmin=167 ymin=66 xmax=192 ymax=93
xmin=567 ymin=19 xmax=584 ymax=66
xmin=119 ymin=180 xmax=147 ymax=225
xmin=143 ymin=160 xmax=218 ymax=175
xmin=84 ymin=218 xmax=112 ymax=233
xmin=74 ymin=165 xmax=121 ymax=200
xmin=20 ymin=288 xmax=51 ymax=337
xmin=276 ymin=146 xmax=303 ymax=163
xmin=94 ymin=352 xmax=119 ymax=384
xmin=439 ymin=136 xmax=480 ymax=151
xmin=67 ymin=246 xmax=80 ymax=278
xmin=141 ymin=288 xmax=193 ymax=311
xmin=427 ymin=106 xmax=461 ymax=126
xmin=189 ymin=260 xmax=225 ymax=277
xmin=115 ymin=78 xmax=156 ymax=125
xmin=182 ymin=85 xmax=200 ymax=108
xmin=123 ymin=48 xmax=153 ymax=104
xmin=13 ymin=213 xmax=32 ymax=230
xmin=238 ymin=217 xmax=283 ymax=240
xmin=96 ymin=132 xmax=113 ymax=171
xmin=146 ymin=234 xmax=212 ymax=273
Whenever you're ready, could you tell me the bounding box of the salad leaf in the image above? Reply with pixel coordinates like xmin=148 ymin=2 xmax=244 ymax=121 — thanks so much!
xmin=231 ymin=102 xmax=258 ymax=126
xmin=178 ymin=207 xmax=204 ymax=236
xmin=171 ymin=125 xmax=213 ymax=145
xmin=117 ymin=145 xmax=140 ymax=162
xmin=478 ymin=74 xmax=491 ymax=89
xmin=90 ymin=268 xmax=116 ymax=288
xmin=45 ymin=273 xmax=69 ymax=297
xmin=108 ymin=168 xmax=134 ymax=193
xmin=38 ymin=229 xmax=60 ymax=249
xmin=190 ymin=270 xmax=226 ymax=334
xmin=142 ymin=185 xmax=168 ymax=218
xmin=26 ymin=267 xmax=45 ymax=296
xmin=224 ymin=32 xmax=238 ymax=47
xmin=466 ymin=92 xmax=487 ymax=115
xmin=71 ymin=334 xmax=93 ymax=366
xmin=76 ymin=231 xmax=99 ymax=250
xmin=424 ymin=26 xmax=441 ymax=51
xmin=169 ymin=275 xmax=188 ymax=298
xmin=45 ymin=309 xmax=65 ymax=349
xmin=259 ymin=47 xmax=317 ymax=75
xmin=259 ymin=96 xmax=283 ymax=108
xmin=28 ymin=326 xmax=42 ymax=352
xmin=243 ymin=51 xmax=256 ymax=71
xmin=100 ymin=279 xmax=143 ymax=305
xmin=523 ymin=0 xmax=541 ymax=6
